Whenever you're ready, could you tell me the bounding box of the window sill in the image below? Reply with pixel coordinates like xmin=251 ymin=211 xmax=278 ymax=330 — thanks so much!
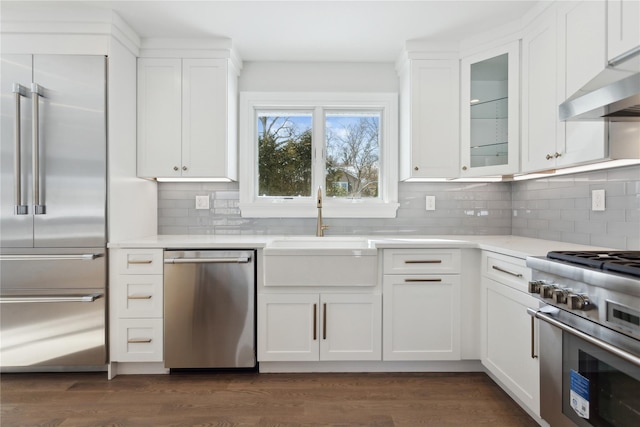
xmin=239 ymin=202 xmax=399 ymax=218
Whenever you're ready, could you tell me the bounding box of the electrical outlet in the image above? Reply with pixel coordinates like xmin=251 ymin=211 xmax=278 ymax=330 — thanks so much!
xmin=195 ymin=195 xmax=210 ymax=210
xmin=425 ymin=196 xmax=436 ymax=211
xmin=591 ymin=189 xmax=605 ymax=211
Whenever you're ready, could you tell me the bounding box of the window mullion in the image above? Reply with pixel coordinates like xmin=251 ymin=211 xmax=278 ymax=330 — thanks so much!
xmin=312 ymin=106 xmax=326 ymax=194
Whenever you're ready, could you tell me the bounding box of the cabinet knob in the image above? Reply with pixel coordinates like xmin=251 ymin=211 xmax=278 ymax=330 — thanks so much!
xmin=554 ymin=152 xmax=562 ymax=158
xmin=414 ymin=166 xmax=419 ymax=171
xmin=462 ymin=166 xmax=468 ymax=171
xmin=545 ymin=154 xmax=553 ymax=160
xmin=182 ymin=166 xmax=188 ymax=171
xmin=173 ymin=166 xmax=179 ymax=171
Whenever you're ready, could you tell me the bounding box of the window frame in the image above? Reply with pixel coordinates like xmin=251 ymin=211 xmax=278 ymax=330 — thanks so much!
xmin=239 ymin=92 xmax=399 ymax=218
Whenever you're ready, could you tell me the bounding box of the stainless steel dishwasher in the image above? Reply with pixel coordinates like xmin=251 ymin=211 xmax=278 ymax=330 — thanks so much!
xmin=163 ymin=250 xmax=256 ymax=369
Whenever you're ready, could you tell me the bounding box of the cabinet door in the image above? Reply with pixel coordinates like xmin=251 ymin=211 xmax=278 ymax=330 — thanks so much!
xmin=608 ymin=0 xmax=640 ymax=62
xmin=320 ymin=293 xmax=381 ymax=361
xmin=561 ymin=1 xmax=607 ymax=98
xmin=558 ymin=1 xmax=608 ymax=167
xmin=481 ymin=278 xmax=540 ymax=416
xmin=383 ymin=274 xmax=461 ymax=361
xmin=137 ymin=58 xmax=182 ymax=178
xmin=461 ymin=42 xmax=520 ymax=177
xmin=181 ymin=59 xmax=229 ymax=178
xmin=521 ymin=8 xmax=562 ymax=173
xmin=400 ymin=60 xmax=459 ymax=179
xmin=257 ymin=293 xmax=319 ymax=362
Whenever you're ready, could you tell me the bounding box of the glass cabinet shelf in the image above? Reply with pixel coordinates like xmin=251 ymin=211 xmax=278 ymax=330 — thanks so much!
xmin=470 ymin=97 xmax=508 ymax=119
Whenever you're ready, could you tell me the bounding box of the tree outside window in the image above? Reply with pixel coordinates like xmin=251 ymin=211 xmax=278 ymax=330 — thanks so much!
xmin=325 ymin=112 xmax=380 ymax=198
xmin=257 ymin=111 xmax=380 ymax=200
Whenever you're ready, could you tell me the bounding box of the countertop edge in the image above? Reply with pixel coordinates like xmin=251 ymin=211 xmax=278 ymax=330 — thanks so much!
xmin=108 ymin=235 xmax=614 ymax=259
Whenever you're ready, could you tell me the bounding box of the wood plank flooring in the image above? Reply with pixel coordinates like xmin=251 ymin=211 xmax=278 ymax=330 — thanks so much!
xmin=1 ymin=371 xmax=539 ymax=426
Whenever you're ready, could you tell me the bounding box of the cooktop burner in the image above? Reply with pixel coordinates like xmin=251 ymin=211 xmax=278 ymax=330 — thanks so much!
xmin=547 ymin=251 xmax=640 ymax=278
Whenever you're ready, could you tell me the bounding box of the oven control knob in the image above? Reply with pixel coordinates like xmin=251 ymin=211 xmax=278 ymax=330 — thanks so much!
xmin=553 ymin=288 xmax=572 ymax=304
xmin=540 ymin=284 xmax=557 ymax=299
xmin=528 ymin=280 xmax=544 ymax=294
xmin=568 ymin=294 xmax=593 ymax=311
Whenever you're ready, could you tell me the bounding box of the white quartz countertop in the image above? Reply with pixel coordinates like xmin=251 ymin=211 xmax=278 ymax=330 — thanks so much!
xmin=108 ymin=234 xmax=613 ymax=259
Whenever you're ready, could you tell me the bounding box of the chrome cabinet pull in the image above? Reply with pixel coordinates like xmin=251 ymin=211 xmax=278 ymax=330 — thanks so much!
xmin=31 ymin=83 xmax=45 ymax=215
xmin=404 ymin=278 xmax=442 ymax=282
xmin=127 ymin=295 xmax=152 ymax=300
xmin=492 ymin=265 xmax=523 ymax=278
xmin=13 ymin=84 xmax=28 ymax=215
xmin=127 ymin=338 xmax=152 ymax=344
xmin=313 ymin=303 xmax=317 ymax=340
xmin=528 ymin=308 xmax=640 ymax=367
xmin=405 ymin=260 xmax=442 ymax=264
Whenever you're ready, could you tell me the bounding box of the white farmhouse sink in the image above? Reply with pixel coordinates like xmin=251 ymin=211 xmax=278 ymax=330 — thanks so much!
xmin=267 ymin=236 xmax=372 ymax=250
xmin=263 ymin=236 xmax=377 ymax=287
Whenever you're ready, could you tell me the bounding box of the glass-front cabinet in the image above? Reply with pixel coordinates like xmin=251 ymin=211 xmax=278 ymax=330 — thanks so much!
xmin=460 ymin=41 xmax=520 ymax=177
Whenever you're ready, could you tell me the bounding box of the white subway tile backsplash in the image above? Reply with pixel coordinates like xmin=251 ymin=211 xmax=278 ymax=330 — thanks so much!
xmin=157 ymin=165 xmax=639 ymax=250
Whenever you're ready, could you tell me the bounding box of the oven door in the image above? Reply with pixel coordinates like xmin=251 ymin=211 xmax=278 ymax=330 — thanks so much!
xmin=562 ymin=333 xmax=640 ymax=427
xmin=531 ymin=307 xmax=640 ymax=427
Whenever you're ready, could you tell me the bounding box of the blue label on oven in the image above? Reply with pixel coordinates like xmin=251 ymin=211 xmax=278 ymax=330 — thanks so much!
xmin=570 ymin=369 xmax=590 ymax=419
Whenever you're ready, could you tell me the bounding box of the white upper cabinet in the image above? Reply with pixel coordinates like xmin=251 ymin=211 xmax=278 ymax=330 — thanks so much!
xmin=522 ymin=7 xmax=561 ymax=173
xmin=460 ymin=42 xmax=520 ymax=177
xmin=398 ymin=58 xmax=460 ymax=179
xmin=522 ymin=1 xmax=611 ymax=173
xmin=561 ymin=1 xmax=607 ymax=98
xmin=137 ymin=57 xmax=238 ymax=179
xmin=557 ymin=0 xmax=608 ymax=168
xmin=607 ymin=0 xmax=640 ymax=63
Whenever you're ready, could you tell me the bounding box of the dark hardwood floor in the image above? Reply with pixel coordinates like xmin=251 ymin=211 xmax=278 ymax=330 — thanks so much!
xmin=1 ymin=371 xmax=538 ymax=426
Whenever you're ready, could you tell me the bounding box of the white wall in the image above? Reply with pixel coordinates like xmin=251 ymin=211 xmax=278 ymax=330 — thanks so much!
xmin=239 ymin=61 xmax=399 ymax=92
xmin=107 ymin=35 xmax=158 ymax=242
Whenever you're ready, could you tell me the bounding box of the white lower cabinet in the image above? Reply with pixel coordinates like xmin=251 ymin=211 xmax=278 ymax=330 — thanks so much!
xmin=481 ymin=251 xmax=540 ymax=417
xmin=382 ymin=274 xmax=461 ymax=360
xmin=110 ymin=248 xmax=164 ymax=363
xmin=382 ymin=249 xmax=461 ymax=361
xmin=258 ymin=292 xmax=381 ymax=362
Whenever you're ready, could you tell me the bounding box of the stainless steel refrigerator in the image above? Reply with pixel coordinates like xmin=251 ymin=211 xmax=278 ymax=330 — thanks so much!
xmin=0 ymin=54 xmax=107 ymax=369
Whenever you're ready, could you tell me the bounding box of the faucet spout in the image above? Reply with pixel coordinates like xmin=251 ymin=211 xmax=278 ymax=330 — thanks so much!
xmin=316 ymin=187 xmax=329 ymax=237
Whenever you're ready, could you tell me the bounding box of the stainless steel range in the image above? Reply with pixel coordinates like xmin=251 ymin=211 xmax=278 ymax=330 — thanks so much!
xmin=526 ymin=251 xmax=640 ymax=427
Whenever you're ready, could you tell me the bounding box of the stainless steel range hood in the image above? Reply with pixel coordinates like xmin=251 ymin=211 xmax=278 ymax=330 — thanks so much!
xmin=560 ymin=49 xmax=640 ymax=121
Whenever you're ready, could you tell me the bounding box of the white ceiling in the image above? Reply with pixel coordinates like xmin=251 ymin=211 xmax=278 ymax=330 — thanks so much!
xmin=4 ymin=1 xmax=540 ymax=62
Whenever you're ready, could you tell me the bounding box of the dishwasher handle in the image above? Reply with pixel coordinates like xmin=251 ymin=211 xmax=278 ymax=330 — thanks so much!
xmin=164 ymin=256 xmax=251 ymax=264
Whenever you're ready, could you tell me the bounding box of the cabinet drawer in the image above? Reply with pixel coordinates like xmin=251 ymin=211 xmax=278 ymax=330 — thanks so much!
xmin=383 ymin=249 xmax=461 ymax=274
xmin=482 ymin=251 xmax=531 ymax=292
xmin=112 ymin=318 xmax=163 ymax=362
xmin=115 ymin=249 xmax=163 ymax=275
xmin=114 ymin=274 xmax=163 ymax=318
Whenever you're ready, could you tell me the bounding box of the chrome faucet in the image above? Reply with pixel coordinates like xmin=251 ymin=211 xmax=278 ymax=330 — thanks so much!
xmin=316 ymin=187 xmax=329 ymax=237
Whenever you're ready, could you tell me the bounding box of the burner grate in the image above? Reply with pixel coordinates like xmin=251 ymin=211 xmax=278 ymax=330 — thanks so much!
xmin=547 ymin=251 xmax=640 ymax=278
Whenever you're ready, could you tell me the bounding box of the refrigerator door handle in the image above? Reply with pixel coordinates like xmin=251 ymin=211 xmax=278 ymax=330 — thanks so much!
xmin=0 ymin=253 xmax=102 ymax=261
xmin=31 ymin=83 xmax=45 ymax=215
xmin=0 ymin=293 xmax=103 ymax=304
xmin=12 ymin=84 xmax=28 ymax=215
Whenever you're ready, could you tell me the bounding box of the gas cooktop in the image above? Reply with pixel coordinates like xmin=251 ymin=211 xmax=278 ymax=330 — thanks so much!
xmin=547 ymin=251 xmax=640 ymax=278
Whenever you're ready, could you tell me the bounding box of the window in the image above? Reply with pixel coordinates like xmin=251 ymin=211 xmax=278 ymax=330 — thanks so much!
xmin=239 ymin=92 xmax=398 ymax=218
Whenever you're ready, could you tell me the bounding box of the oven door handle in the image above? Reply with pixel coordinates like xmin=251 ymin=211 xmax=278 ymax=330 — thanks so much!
xmin=527 ymin=308 xmax=640 ymax=368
